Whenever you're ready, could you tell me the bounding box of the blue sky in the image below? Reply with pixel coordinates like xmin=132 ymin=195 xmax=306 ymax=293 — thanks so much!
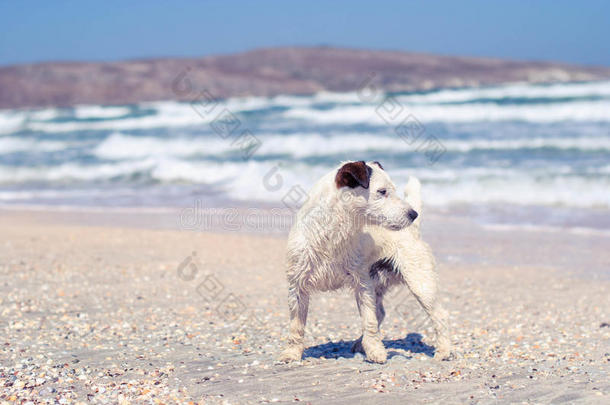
xmin=1 ymin=0 xmax=609 ymax=66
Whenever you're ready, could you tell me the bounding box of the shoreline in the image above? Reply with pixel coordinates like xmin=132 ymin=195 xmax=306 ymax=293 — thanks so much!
xmin=3 ymin=200 xmax=610 ymax=231
xmin=2 ymin=205 xmax=609 ymax=280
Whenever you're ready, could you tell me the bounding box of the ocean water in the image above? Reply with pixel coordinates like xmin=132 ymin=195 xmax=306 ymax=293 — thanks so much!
xmin=1 ymin=80 xmax=610 ymax=231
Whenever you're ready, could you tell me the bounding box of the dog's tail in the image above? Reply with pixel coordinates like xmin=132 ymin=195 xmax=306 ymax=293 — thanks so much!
xmin=404 ymin=176 xmax=422 ymax=230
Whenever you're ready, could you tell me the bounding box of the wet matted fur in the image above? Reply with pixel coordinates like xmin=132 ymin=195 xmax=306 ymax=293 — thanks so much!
xmin=278 ymin=161 xmax=451 ymax=363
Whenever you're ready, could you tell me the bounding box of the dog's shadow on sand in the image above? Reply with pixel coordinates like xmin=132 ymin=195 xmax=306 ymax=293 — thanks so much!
xmin=303 ymin=333 xmax=435 ymax=361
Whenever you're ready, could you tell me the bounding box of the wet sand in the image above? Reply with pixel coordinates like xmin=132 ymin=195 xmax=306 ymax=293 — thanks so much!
xmin=0 ymin=208 xmax=609 ymax=404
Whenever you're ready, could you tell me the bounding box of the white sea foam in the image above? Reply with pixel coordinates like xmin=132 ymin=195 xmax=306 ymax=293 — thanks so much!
xmin=311 ymin=91 xmax=365 ymax=103
xmin=399 ymin=80 xmax=610 ymax=104
xmin=0 ymin=108 xmax=65 ymax=135
xmin=283 ymin=99 xmax=610 ymax=124
xmin=23 ymin=98 xmax=281 ymax=133
xmin=259 ymin=133 xmax=610 ymax=154
xmin=0 ymin=112 xmax=26 ymax=135
xmin=441 ymin=136 xmax=610 ymax=151
xmin=93 ymin=132 xmax=231 ymax=159
xmin=1 ymin=156 xmax=608 ymax=208
xmin=27 ymin=109 xmax=205 ymax=133
xmin=74 ymin=105 xmax=132 ymax=119
xmin=0 ymin=137 xmax=68 ymax=154
xmin=91 ymin=131 xmax=610 ymax=163
xmin=149 ymin=158 xmax=328 ymax=201
xmin=420 ymin=175 xmax=610 ymax=208
xmin=29 ymin=108 xmax=61 ymax=121
xmin=0 ymin=159 xmax=157 ymax=183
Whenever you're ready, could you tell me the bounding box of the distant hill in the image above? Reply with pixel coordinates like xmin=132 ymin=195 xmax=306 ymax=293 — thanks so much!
xmin=2 ymin=47 xmax=610 ymax=109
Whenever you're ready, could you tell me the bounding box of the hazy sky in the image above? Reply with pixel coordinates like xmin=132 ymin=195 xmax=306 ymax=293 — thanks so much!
xmin=1 ymin=0 xmax=609 ymax=66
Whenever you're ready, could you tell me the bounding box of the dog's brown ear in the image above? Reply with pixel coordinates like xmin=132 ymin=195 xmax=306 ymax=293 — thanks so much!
xmin=335 ymin=161 xmax=371 ymax=189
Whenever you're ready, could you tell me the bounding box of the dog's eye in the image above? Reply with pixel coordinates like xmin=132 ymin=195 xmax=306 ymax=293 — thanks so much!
xmin=377 ymin=189 xmax=387 ymax=196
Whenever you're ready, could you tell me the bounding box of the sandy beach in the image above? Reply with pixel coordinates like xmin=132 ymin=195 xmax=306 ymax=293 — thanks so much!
xmin=0 ymin=208 xmax=608 ymax=404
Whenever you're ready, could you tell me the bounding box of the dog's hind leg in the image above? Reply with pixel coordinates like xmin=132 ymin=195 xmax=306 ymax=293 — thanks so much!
xmin=353 ymin=283 xmax=387 ymax=363
xmin=278 ymin=286 xmax=309 ymax=362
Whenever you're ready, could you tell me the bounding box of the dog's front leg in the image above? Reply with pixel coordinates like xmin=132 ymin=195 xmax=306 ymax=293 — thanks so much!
xmin=352 ymin=289 xmax=386 ymax=355
xmin=401 ymin=264 xmax=452 ymax=360
xmin=355 ymin=283 xmax=387 ymax=363
xmin=278 ymin=286 xmax=309 ymax=362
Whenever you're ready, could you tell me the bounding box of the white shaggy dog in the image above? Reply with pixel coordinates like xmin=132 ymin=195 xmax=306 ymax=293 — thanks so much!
xmin=279 ymin=161 xmax=451 ymax=363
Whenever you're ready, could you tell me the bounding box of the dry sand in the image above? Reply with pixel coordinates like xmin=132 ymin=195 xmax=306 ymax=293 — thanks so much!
xmin=0 ymin=208 xmax=609 ymax=404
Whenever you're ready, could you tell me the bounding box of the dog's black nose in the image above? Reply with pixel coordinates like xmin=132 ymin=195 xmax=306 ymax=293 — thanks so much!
xmin=408 ymin=209 xmax=418 ymax=221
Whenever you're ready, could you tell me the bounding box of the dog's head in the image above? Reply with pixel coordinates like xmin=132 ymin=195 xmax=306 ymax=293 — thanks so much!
xmin=334 ymin=161 xmax=417 ymax=230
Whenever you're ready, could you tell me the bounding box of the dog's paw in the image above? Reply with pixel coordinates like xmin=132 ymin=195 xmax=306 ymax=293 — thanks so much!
xmin=366 ymin=347 xmax=388 ymax=363
xmin=362 ymin=338 xmax=387 ymax=364
xmin=433 ymin=346 xmax=453 ymax=361
xmin=351 ymin=337 xmax=365 ymax=354
xmin=278 ymin=346 xmax=303 ymax=363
